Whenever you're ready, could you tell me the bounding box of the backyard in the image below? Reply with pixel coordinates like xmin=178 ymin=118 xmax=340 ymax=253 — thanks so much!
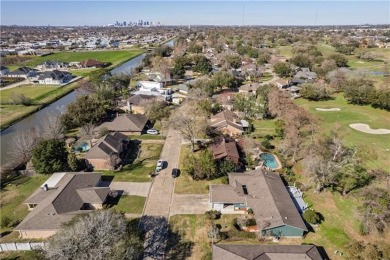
xmin=0 ymin=174 xmax=50 ymax=241
xmin=169 ymin=214 xmax=258 ymax=260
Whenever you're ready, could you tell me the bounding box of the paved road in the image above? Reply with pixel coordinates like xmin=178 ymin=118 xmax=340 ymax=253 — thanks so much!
xmin=0 ymin=79 xmax=29 ymax=90
xmin=109 ymin=182 xmax=152 ymax=197
xmin=143 ymin=128 xmax=181 ymax=217
xmin=170 ymin=194 xmax=211 ymax=216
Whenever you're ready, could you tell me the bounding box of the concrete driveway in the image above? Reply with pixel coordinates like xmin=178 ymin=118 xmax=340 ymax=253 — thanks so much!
xmin=109 ymin=182 xmax=151 ymax=197
xmin=169 ymin=194 xmax=211 ymax=216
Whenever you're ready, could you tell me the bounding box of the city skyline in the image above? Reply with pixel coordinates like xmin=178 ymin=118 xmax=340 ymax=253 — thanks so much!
xmin=1 ymin=1 xmax=389 ymax=26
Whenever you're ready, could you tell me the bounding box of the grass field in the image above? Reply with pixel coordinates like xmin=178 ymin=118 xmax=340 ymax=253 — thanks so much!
xmin=0 ymin=85 xmax=58 ymax=104
xmin=112 ymin=195 xmax=146 ymax=214
xmin=175 ymin=145 xmax=226 ymax=194
xmin=0 ymin=79 xmax=81 ymax=130
xmin=16 ymin=50 xmax=144 ymax=69
xmin=0 ymin=175 xmax=50 ymax=240
xmin=295 ymin=94 xmax=390 ymax=170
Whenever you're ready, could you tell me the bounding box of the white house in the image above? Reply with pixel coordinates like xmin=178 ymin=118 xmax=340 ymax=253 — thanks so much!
xmin=137 ymin=81 xmax=163 ymax=92
xmin=37 ymin=70 xmax=73 ymax=85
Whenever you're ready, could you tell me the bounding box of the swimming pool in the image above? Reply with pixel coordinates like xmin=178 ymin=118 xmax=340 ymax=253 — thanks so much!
xmin=259 ymin=153 xmax=280 ymax=169
xmin=73 ymin=142 xmax=90 ymax=152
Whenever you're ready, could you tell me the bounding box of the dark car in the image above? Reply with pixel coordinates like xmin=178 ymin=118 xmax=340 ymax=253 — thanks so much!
xmin=171 ymin=168 xmax=180 ymax=178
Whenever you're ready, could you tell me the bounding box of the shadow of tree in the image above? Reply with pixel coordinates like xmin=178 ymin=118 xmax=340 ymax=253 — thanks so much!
xmin=139 ymin=215 xmax=194 ymax=259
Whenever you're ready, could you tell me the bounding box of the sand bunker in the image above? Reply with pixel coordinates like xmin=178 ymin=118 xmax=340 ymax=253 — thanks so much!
xmin=349 ymin=123 xmax=390 ymax=134
xmin=315 ymin=108 xmax=341 ymax=111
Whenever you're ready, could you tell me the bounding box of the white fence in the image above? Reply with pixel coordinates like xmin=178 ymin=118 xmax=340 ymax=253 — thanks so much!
xmin=0 ymin=242 xmax=46 ymax=252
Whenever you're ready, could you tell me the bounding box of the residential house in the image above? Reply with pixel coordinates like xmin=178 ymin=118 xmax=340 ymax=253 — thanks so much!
xmin=96 ymin=114 xmax=149 ymax=135
xmin=85 ymin=132 xmax=129 ymax=170
xmin=274 ymin=79 xmax=289 ymax=89
xmin=37 ymin=70 xmax=73 ymax=85
xmin=238 ymin=83 xmax=261 ymax=95
xmin=171 ymin=92 xmax=186 ymax=105
xmin=0 ymin=66 xmax=9 ymax=76
xmin=212 ymin=92 xmax=235 ymax=110
xmin=37 ymin=60 xmax=69 ymax=71
xmin=210 ymin=169 xmax=308 ymax=237
xmin=210 ymin=137 xmax=240 ymax=165
xmin=15 ymin=172 xmax=110 ymax=239
xmin=79 ymin=59 xmax=107 ymax=68
xmin=119 ymin=94 xmax=158 ymax=114
xmin=6 ymin=67 xmax=37 ymax=78
xmin=212 ymin=244 xmax=324 ymax=260
xmin=146 ymin=71 xmax=173 ymax=84
xmin=176 ymin=84 xmax=189 ymax=95
xmin=294 ymin=68 xmax=318 ymax=81
xmin=209 ymin=110 xmax=244 ymax=136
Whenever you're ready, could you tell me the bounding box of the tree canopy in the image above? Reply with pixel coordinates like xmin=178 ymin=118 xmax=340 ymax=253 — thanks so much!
xmin=32 ymin=139 xmax=69 ymax=174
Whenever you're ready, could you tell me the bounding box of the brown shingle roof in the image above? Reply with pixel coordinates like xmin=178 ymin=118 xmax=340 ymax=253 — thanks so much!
xmin=210 ymin=138 xmax=240 ymax=164
xmin=210 ymin=170 xmax=307 ymax=232
xmin=16 ymin=172 xmax=106 ymax=232
xmin=209 ymin=110 xmax=244 ymax=133
xmin=127 ymin=94 xmax=157 ymax=106
xmin=212 ymin=244 xmax=324 ymax=260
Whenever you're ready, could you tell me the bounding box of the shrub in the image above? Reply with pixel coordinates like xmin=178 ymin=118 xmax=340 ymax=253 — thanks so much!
xmin=1 ymin=216 xmax=12 ymax=228
xmin=205 ymin=210 xmax=221 ymax=220
xmin=247 ymin=208 xmax=254 ymax=215
xmin=264 ymin=135 xmax=273 ymax=141
xmin=261 ymin=139 xmax=273 ymax=149
xmin=303 ymin=209 xmax=321 ymax=224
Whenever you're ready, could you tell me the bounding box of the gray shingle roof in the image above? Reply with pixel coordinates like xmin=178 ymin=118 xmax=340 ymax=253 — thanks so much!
xmin=212 ymin=244 xmax=324 ymax=260
xmin=16 ymin=172 xmax=106 ymax=231
xmin=85 ymin=132 xmax=128 ymax=160
xmin=96 ymin=114 xmax=148 ymax=132
xmin=127 ymin=94 xmax=157 ymax=106
xmin=210 ymin=170 xmax=307 ymax=232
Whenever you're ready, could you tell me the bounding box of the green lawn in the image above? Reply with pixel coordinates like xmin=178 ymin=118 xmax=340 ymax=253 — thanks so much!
xmin=19 ymin=50 xmax=144 ymax=68
xmin=0 ymin=250 xmax=42 ymax=260
xmin=277 ymin=46 xmax=293 ymax=58
xmin=295 ymin=94 xmax=390 ymax=170
xmin=101 ymin=142 xmax=163 ymax=182
xmin=0 ymin=85 xmax=58 ymax=104
xmin=69 ymin=68 xmax=97 ymax=77
xmin=0 ymin=175 xmax=50 ymax=239
xmin=175 ymin=145 xmax=226 ymax=194
xmin=128 ymin=134 xmax=166 ymax=140
xmin=250 ymin=119 xmax=277 ymax=138
xmin=0 ymin=80 xmax=81 ymax=130
xmin=112 ymin=195 xmax=145 ymax=214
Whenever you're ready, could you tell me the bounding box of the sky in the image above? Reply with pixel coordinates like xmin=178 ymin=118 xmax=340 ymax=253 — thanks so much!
xmin=1 ymin=1 xmax=389 ymax=26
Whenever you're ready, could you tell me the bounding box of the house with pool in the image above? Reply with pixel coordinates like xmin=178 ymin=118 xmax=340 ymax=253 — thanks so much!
xmin=210 ymin=169 xmax=307 ymax=237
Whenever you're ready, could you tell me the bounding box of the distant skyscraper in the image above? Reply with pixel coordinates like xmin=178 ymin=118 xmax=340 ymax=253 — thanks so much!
xmin=123 ymin=21 xmax=126 ymax=26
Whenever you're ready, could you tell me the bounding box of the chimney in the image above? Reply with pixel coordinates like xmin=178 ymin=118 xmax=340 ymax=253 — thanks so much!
xmin=42 ymin=184 xmax=49 ymax=191
xmin=127 ymin=100 xmax=132 ymax=112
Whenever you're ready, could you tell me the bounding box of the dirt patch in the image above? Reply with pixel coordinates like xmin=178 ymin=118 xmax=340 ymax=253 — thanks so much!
xmin=315 ymin=108 xmax=341 ymax=111
xmin=349 ymin=123 xmax=390 ymax=134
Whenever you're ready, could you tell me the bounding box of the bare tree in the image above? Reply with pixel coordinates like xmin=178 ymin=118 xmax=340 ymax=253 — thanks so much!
xmin=80 ymin=123 xmax=96 ymax=140
xmin=9 ymin=128 xmax=40 ymax=165
xmin=45 ymin=211 xmax=142 ymax=260
xmin=41 ymin=112 xmax=65 ymax=140
xmin=170 ymin=102 xmax=207 ymax=152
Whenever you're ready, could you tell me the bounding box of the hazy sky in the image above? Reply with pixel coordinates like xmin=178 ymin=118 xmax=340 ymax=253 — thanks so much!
xmin=1 ymin=1 xmax=389 ymax=26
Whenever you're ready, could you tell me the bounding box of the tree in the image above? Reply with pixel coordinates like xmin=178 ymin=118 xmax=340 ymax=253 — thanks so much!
xmin=152 ymin=56 xmax=171 ymax=86
xmin=290 ymin=54 xmax=312 ymax=68
xmin=60 ymin=95 xmax=106 ymax=130
xmin=273 ymin=62 xmax=292 ymax=77
xmin=170 ymin=102 xmax=207 ymax=152
xmin=145 ymin=101 xmax=171 ymax=126
xmin=184 ymin=149 xmax=217 ymax=179
xmin=32 ymin=139 xmax=69 ymax=174
xmin=187 ymin=44 xmax=203 ymax=54
xmin=224 ymin=55 xmax=242 ymax=69
xmin=344 ymin=79 xmax=375 ymax=105
xmin=67 ymin=153 xmax=84 ymax=172
xmin=326 ymin=68 xmax=349 ymax=91
xmin=44 ymin=211 xmax=143 ymax=260
xmin=10 ymin=93 xmax=32 ymax=106
xmin=303 ymin=209 xmax=321 ymax=224
xmin=300 ymin=83 xmax=330 ymax=101
xmin=9 ymin=128 xmax=40 ymax=165
xmin=329 ymin=53 xmax=348 ymax=67
xmin=41 ymin=112 xmax=65 ymax=140
xmin=192 ymin=55 xmax=212 ymax=75
xmin=211 ymin=70 xmax=238 ymax=90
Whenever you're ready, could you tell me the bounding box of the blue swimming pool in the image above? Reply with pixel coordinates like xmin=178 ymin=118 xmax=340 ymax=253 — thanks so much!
xmin=259 ymin=153 xmax=279 ymax=169
xmin=73 ymin=142 xmax=90 ymax=152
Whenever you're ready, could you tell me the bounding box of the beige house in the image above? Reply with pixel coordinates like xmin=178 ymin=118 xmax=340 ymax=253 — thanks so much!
xmin=85 ymin=132 xmax=129 ymax=170
xmin=95 ymin=114 xmax=149 ymax=135
xmin=119 ymin=94 xmax=158 ymax=114
xmin=15 ymin=172 xmax=109 ymax=239
xmin=209 ymin=110 xmax=244 ymax=136
xmin=238 ymin=83 xmax=261 ymax=95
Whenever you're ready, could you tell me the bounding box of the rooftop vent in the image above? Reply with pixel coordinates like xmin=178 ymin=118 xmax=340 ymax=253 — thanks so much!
xmin=42 ymin=184 xmax=49 ymax=191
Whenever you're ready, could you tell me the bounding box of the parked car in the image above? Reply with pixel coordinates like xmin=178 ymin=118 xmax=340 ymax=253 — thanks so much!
xmin=147 ymin=129 xmax=159 ymax=135
xmin=156 ymin=159 xmax=164 ymax=172
xmin=171 ymin=168 xmax=180 ymax=178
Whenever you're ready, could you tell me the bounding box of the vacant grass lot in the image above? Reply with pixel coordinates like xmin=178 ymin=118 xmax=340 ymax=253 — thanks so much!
xmin=112 ymin=195 xmax=146 ymax=214
xmin=175 ymin=145 xmax=226 ymax=194
xmin=20 ymin=50 xmax=144 ymax=68
xmin=295 ymin=94 xmax=390 ymax=170
xmin=0 ymin=85 xmax=58 ymax=104
xmin=0 ymin=175 xmax=50 ymax=241
xmin=0 ymin=80 xmax=81 ymax=130
xmin=169 ymin=214 xmax=258 ymax=260
xmin=101 ymin=142 xmax=163 ymax=182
